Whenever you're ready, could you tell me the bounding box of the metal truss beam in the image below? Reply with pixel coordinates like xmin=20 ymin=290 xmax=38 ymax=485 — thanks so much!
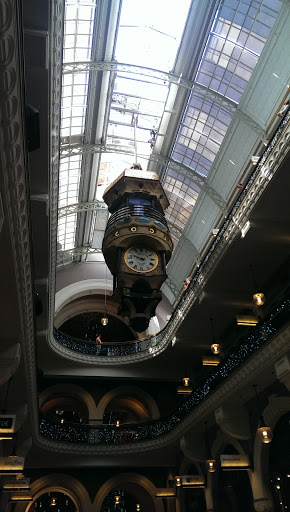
xmin=62 ymin=61 xmax=237 ymax=114
xmin=167 ymin=221 xmax=201 ymax=262
xmin=163 ymin=276 xmax=180 ymax=299
xmin=153 ymin=156 xmax=228 ymax=214
xmin=58 ymin=201 xmax=107 ymax=218
xmin=57 ymin=246 xmax=102 ymax=267
xmin=59 ymin=143 xmax=228 ymax=213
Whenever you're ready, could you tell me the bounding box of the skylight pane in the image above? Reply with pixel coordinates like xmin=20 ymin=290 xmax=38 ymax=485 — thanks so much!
xmin=162 ymin=0 xmax=281 ymax=234
xmin=99 ymin=0 xmax=191 ymax=194
xmin=197 ymin=0 xmax=282 ymax=103
xmin=116 ymin=0 xmax=191 ymax=71
xmin=57 ymin=0 xmax=97 ymax=258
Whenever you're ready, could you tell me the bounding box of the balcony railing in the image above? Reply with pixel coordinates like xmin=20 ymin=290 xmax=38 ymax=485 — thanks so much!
xmin=43 ymin=295 xmax=290 ymax=445
xmin=53 ymin=112 xmax=290 ymax=362
xmin=54 ymin=328 xmax=163 ymax=356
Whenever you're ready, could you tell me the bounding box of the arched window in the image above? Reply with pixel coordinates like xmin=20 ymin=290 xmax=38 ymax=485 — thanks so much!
xmin=269 ymin=411 xmax=290 ymax=509
xmin=28 ymin=491 xmax=77 ymax=511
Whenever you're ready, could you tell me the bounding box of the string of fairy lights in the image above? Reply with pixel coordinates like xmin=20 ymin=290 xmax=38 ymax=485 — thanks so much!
xmin=42 ymin=297 xmax=290 ymax=445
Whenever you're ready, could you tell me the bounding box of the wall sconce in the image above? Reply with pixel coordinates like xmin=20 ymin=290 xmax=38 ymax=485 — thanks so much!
xmin=236 ymin=315 xmax=258 ymax=326
xmin=183 ymin=377 xmax=190 ymax=387
xmin=115 ymin=495 xmax=120 ymax=504
xmin=116 ymin=420 xmax=120 ymax=428
xmin=202 ymin=356 xmax=220 ymax=366
xmin=177 ymin=386 xmax=192 ymax=394
xmin=136 ymin=505 xmax=141 ymax=511
xmin=206 ymin=460 xmax=216 ymax=473
xmin=51 ymin=497 xmax=57 ymax=506
xmin=175 ymin=476 xmax=181 ymax=487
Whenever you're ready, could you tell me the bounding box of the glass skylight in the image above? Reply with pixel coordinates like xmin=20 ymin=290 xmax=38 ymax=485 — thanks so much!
xmin=58 ymin=0 xmax=96 ymax=252
xmin=57 ymin=0 xmax=282 ymax=262
xmin=96 ymin=0 xmax=191 ymax=196
xmin=162 ymin=0 xmax=282 ymax=231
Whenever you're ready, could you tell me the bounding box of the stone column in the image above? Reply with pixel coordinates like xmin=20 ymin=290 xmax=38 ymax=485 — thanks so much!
xmin=253 ymin=498 xmax=274 ymax=512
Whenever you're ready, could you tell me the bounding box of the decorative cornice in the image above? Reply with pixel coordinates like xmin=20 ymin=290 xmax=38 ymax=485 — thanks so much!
xmin=0 ymin=0 xmax=40 ymax=440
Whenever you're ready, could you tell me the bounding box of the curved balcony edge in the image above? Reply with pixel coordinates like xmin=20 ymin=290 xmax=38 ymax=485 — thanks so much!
xmin=40 ymin=299 xmax=290 ymax=453
xmin=48 ymin=113 xmax=290 ymax=365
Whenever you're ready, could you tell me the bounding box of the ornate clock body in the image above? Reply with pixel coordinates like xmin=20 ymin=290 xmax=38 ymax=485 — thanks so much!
xmin=102 ymin=164 xmax=173 ymax=333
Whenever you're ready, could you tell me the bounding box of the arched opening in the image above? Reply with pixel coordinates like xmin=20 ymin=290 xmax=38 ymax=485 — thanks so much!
xmin=94 ymin=473 xmax=163 ymax=512
xmin=103 ymin=396 xmax=150 ymax=425
xmin=59 ymin=310 xmax=135 ymax=343
xmin=213 ymin=444 xmax=254 ymax=512
xmin=40 ymin=396 xmax=89 ymax=424
xmin=100 ymin=489 xmax=139 ymax=511
xmin=96 ymin=386 xmax=160 ymax=422
xmin=269 ymin=411 xmax=290 ymax=510
xmin=183 ymin=463 xmax=207 ymax=512
xmin=28 ymin=491 xmax=78 ymax=511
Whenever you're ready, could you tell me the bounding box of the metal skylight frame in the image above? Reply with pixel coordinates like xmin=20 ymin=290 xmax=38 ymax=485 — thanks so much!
xmin=161 ymin=0 xmax=282 ymax=231
xmin=56 ymin=0 xmax=282 ymax=261
xmin=58 ymin=0 xmax=96 ymax=252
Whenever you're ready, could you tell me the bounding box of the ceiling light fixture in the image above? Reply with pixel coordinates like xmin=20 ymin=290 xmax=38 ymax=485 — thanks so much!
xmin=205 ymin=422 xmax=216 ymax=473
xmin=251 ymin=156 xmax=260 ymax=165
xmin=101 ymin=265 xmax=109 ymax=326
xmin=254 ymin=385 xmax=273 ymax=444
xmin=241 ymin=220 xmax=250 ymax=238
xmin=250 ymin=265 xmax=265 ymax=306
xmin=257 ymin=418 xmax=273 ymax=444
xmin=210 ymin=317 xmax=221 ymax=355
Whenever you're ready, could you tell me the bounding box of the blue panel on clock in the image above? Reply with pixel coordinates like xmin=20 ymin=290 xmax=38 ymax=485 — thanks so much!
xmin=135 ymin=216 xmax=151 ymax=223
xmin=154 ymin=220 xmax=166 ymax=229
xmin=117 ymin=217 xmax=131 ymax=224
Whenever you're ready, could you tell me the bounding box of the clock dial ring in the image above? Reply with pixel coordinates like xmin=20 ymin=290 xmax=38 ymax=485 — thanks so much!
xmin=124 ymin=247 xmax=158 ymax=273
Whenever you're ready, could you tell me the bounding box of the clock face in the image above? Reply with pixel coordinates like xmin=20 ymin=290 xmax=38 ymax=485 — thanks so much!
xmin=124 ymin=247 xmax=158 ymax=273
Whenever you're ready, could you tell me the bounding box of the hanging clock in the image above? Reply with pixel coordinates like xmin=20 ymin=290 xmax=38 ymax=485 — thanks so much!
xmin=124 ymin=247 xmax=158 ymax=273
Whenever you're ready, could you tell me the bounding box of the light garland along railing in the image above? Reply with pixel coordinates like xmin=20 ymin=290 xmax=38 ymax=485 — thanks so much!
xmin=53 ymin=328 xmax=162 ymax=356
xmin=45 ymin=295 xmax=290 ymax=445
xmin=54 ymin=112 xmax=290 ymax=359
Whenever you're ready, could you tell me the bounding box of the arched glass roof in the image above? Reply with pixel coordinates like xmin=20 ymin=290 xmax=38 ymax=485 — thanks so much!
xmin=56 ymin=0 xmax=282 ymax=261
